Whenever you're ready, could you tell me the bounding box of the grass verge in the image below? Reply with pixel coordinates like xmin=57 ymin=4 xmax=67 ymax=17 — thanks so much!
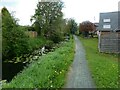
xmin=3 ymin=39 xmax=75 ymax=88
xmin=79 ymin=37 xmax=118 ymax=88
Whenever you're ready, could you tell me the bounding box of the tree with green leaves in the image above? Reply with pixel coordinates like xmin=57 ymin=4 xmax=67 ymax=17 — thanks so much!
xmin=31 ymin=1 xmax=64 ymax=43
xmin=2 ymin=7 xmax=29 ymax=60
xmin=66 ymin=18 xmax=78 ymax=35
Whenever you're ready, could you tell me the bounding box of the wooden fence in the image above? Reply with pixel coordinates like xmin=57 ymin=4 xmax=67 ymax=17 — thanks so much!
xmin=25 ymin=31 xmax=38 ymax=38
xmin=99 ymin=31 xmax=120 ymax=53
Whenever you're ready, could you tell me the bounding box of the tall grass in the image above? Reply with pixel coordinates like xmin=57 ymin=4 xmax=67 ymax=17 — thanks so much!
xmin=79 ymin=37 xmax=118 ymax=88
xmin=28 ymin=37 xmax=53 ymax=51
xmin=19 ymin=36 xmax=54 ymax=58
xmin=3 ymin=39 xmax=75 ymax=88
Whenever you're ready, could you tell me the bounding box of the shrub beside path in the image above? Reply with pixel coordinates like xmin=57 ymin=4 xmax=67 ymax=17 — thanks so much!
xmin=64 ymin=35 xmax=96 ymax=88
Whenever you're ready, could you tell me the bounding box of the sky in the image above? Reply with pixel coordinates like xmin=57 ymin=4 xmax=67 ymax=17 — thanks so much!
xmin=0 ymin=0 xmax=120 ymax=25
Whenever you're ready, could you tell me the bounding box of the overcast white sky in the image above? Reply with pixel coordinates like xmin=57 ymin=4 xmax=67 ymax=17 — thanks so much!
xmin=0 ymin=0 xmax=120 ymax=25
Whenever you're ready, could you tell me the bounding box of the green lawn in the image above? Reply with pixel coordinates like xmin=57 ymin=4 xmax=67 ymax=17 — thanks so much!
xmin=3 ymin=39 xmax=75 ymax=88
xmin=79 ymin=37 xmax=118 ymax=88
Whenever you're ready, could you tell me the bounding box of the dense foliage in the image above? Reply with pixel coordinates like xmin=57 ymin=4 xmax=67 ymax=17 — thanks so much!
xmin=0 ymin=32 xmax=1 ymax=58
xmin=31 ymin=1 xmax=65 ymax=43
xmin=2 ymin=7 xmax=30 ymax=60
xmin=66 ymin=18 xmax=78 ymax=35
xmin=2 ymin=1 xmax=73 ymax=61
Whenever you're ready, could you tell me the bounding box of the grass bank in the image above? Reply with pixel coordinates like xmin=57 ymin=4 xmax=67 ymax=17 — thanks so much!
xmin=79 ymin=37 xmax=118 ymax=88
xmin=3 ymin=39 xmax=75 ymax=88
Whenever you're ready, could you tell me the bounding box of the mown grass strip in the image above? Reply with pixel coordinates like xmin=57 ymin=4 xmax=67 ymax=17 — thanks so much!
xmin=79 ymin=37 xmax=118 ymax=88
xmin=3 ymin=39 xmax=75 ymax=88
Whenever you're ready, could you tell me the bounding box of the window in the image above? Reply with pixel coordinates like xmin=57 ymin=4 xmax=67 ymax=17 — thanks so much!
xmin=103 ymin=25 xmax=111 ymax=29
xmin=103 ymin=19 xmax=111 ymax=22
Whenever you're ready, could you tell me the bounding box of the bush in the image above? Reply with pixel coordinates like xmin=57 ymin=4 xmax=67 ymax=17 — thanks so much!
xmin=50 ymin=32 xmax=63 ymax=43
xmin=27 ymin=37 xmax=53 ymax=52
xmin=2 ymin=26 xmax=30 ymax=60
xmin=2 ymin=7 xmax=30 ymax=60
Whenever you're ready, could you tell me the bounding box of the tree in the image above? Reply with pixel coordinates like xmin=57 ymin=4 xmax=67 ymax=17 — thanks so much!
xmin=66 ymin=18 xmax=78 ymax=35
xmin=31 ymin=1 xmax=64 ymax=42
xmin=79 ymin=21 xmax=95 ymax=37
xmin=2 ymin=7 xmax=29 ymax=60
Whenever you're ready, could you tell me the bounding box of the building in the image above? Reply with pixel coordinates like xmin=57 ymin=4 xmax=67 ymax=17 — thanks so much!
xmin=98 ymin=11 xmax=119 ymax=31
xmin=98 ymin=11 xmax=120 ymax=53
xmin=94 ymin=22 xmax=99 ymax=31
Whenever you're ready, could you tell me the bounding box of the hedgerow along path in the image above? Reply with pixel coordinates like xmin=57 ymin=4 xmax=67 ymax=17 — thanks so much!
xmin=64 ymin=35 xmax=96 ymax=88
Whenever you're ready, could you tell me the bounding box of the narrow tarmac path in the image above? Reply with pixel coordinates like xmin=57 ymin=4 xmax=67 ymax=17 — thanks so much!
xmin=64 ymin=35 xmax=96 ymax=88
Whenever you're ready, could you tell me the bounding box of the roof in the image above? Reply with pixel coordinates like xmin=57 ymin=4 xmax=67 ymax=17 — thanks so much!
xmin=100 ymin=11 xmax=119 ymax=14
